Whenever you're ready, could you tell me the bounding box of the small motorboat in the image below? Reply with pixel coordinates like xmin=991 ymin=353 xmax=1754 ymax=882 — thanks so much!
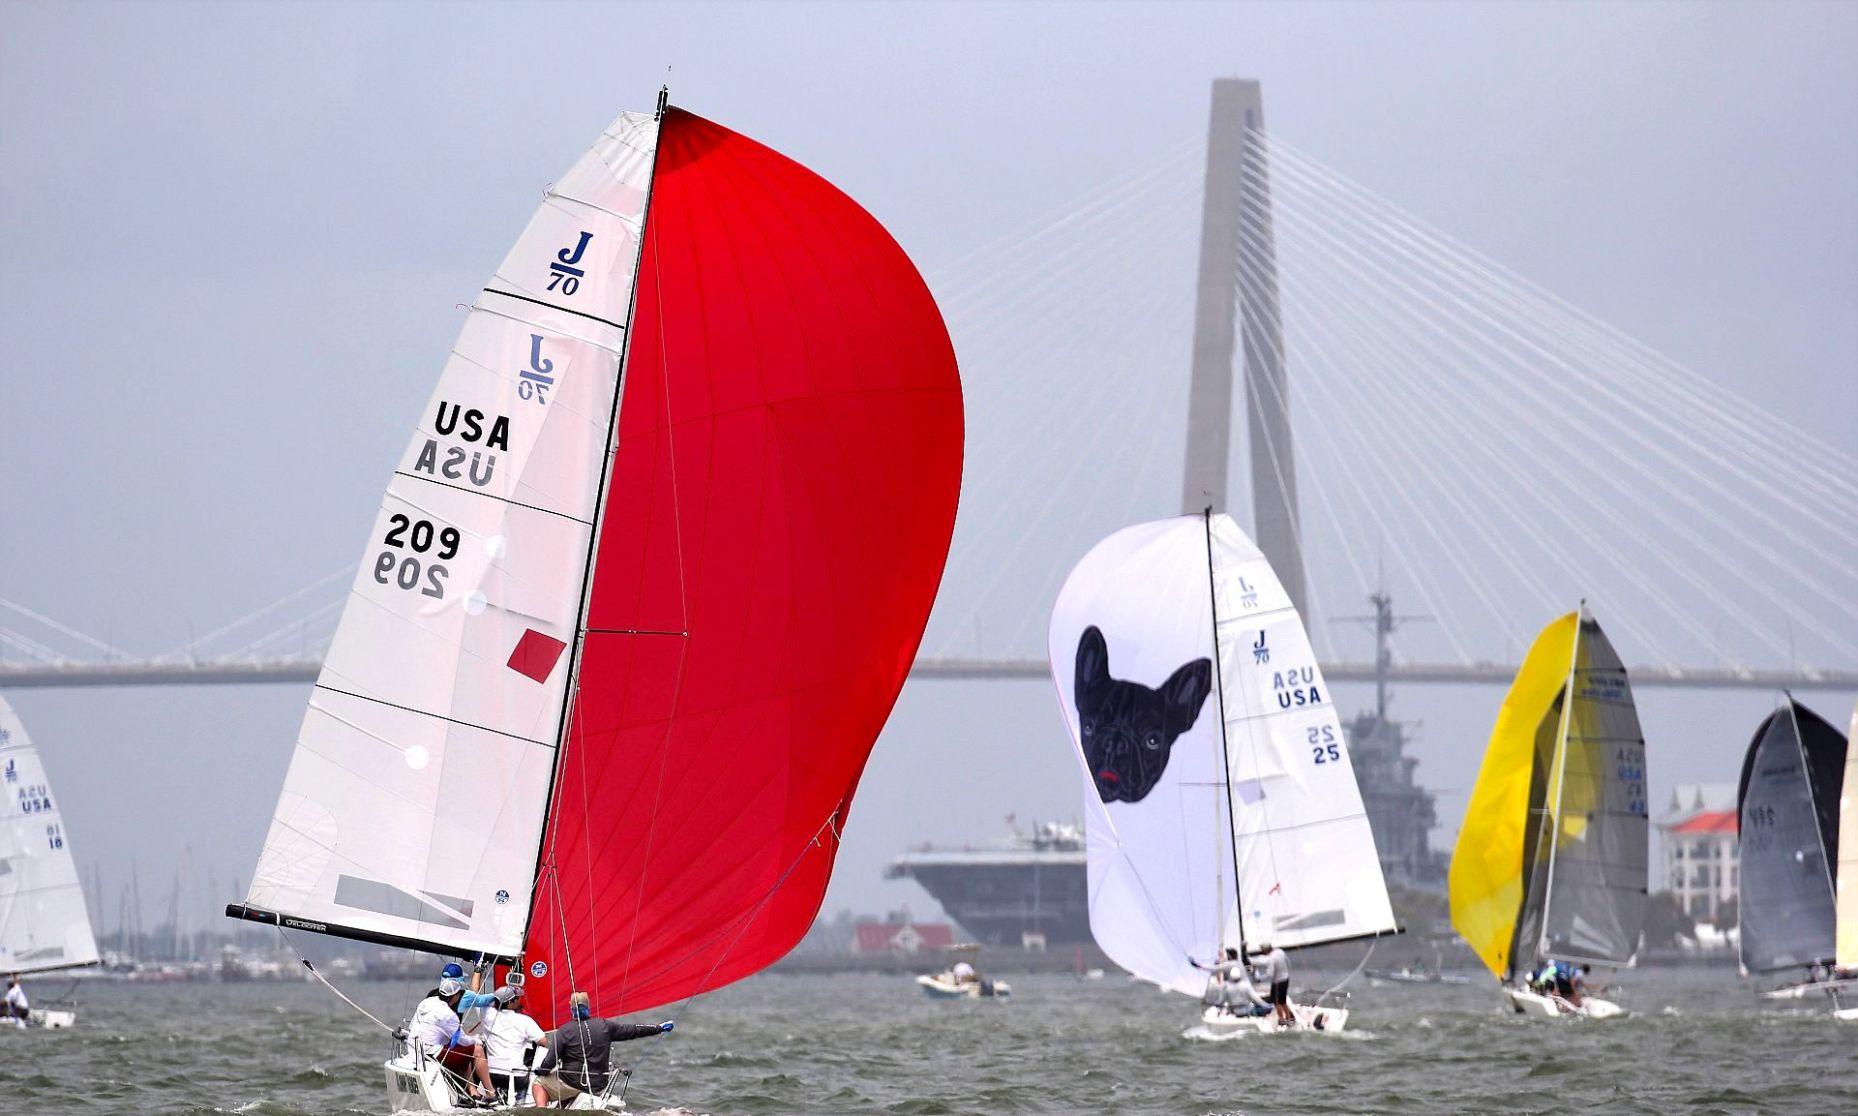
xmin=916 ymin=972 xmax=1010 ymax=1000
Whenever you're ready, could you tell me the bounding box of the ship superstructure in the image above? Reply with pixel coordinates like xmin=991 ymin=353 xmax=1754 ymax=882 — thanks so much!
xmin=885 ymin=822 xmax=1089 ymax=946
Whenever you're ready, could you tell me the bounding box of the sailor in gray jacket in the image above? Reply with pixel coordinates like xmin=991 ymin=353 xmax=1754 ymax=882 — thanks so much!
xmin=1191 ymin=948 xmax=1270 ymax=1016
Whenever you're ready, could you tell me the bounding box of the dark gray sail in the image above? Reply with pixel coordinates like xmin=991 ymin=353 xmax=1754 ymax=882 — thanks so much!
xmin=1737 ymin=700 xmax=1848 ymax=974
xmin=1534 ymin=615 xmax=1649 ymax=966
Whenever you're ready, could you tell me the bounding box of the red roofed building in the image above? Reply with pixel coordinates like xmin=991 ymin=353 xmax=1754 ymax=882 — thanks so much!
xmin=1657 ymin=784 xmax=1739 ymax=919
xmin=852 ymin=919 xmax=955 ymax=955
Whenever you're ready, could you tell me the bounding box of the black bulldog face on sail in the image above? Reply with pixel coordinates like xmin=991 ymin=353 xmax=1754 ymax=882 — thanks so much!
xmin=1074 ymin=625 xmax=1213 ymax=804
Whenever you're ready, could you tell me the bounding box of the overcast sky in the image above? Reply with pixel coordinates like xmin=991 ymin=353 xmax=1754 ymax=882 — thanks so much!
xmin=2 ymin=1 xmax=1854 ymax=935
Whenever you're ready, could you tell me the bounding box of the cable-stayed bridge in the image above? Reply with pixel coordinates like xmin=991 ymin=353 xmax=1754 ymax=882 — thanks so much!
xmin=3 ymin=81 xmax=1854 ymax=694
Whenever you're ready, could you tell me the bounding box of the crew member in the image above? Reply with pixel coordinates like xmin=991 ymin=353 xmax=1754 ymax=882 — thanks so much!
xmin=4 ymin=975 xmax=27 ymax=1028
xmin=951 ymin=959 xmax=977 ymax=985
xmin=409 ymin=974 xmax=495 ymax=1101
xmin=536 ymin=990 xmax=672 ymax=1106
xmin=1250 ymin=940 xmax=1293 ymax=1026
xmin=1192 ymin=948 xmax=1270 ymax=1017
xmin=481 ymin=983 xmax=549 ymax=1106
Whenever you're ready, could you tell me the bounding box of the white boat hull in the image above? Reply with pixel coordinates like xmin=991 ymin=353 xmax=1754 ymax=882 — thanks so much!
xmin=1198 ymin=1002 xmax=1348 ymax=1034
xmin=1503 ymin=987 xmax=1624 ymax=1018
xmin=385 ymin=1051 xmax=618 ymax=1112
xmin=8 ymin=1010 xmax=77 ymax=1030
xmin=916 ymin=974 xmax=1011 ymax=1000
xmin=1760 ymin=977 xmax=1858 ymax=1001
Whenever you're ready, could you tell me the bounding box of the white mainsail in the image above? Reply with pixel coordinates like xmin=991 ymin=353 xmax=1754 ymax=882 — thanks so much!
xmin=235 ymin=111 xmax=660 ymax=959
xmin=1048 ymin=513 xmax=1394 ymax=996
xmin=1208 ymin=516 xmax=1398 ymax=951
xmin=0 ymin=696 xmax=100 ymax=974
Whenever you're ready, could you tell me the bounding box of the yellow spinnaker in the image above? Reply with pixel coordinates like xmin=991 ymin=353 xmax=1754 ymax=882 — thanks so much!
xmin=1449 ymin=611 xmax=1577 ymax=981
xmin=1838 ymin=702 xmax=1858 ymax=970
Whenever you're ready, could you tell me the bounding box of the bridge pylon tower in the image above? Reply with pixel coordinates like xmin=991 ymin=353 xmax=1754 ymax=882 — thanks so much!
xmin=1182 ymin=78 xmax=1306 ymax=616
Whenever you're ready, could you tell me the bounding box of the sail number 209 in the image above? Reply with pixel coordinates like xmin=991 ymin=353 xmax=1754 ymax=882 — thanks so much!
xmin=374 ymin=514 xmax=460 ymax=599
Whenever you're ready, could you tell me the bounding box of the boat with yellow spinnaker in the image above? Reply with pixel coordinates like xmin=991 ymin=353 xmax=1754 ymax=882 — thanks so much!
xmin=1449 ymin=606 xmax=1648 ymax=1018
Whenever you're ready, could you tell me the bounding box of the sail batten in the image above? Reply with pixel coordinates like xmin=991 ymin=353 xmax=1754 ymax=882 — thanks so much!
xmin=0 ymin=697 xmax=100 ymax=976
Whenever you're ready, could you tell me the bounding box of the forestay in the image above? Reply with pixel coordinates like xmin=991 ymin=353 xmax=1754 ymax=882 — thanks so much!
xmin=0 ymin=696 xmax=100 ymax=974
xmin=1048 ymin=514 xmax=1393 ymax=997
xmin=1738 ymin=700 xmax=1847 ymax=974
xmin=233 ymin=112 xmax=661 ymax=959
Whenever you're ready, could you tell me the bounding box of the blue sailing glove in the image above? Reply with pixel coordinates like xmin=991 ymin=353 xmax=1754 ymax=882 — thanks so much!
xmin=658 ymin=1020 xmax=675 ymax=1033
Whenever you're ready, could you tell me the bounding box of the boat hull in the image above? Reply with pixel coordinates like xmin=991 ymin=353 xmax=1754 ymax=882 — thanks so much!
xmin=916 ymin=974 xmax=1011 ymax=1000
xmin=385 ymin=1053 xmax=618 ymax=1111
xmin=1504 ymin=987 xmax=1624 ymax=1018
xmin=1198 ymin=1002 xmax=1348 ymax=1034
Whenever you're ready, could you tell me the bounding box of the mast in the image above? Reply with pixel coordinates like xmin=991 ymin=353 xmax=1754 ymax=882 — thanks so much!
xmin=1202 ymin=507 xmax=1248 ymax=956
xmin=520 ymin=87 xmax=671 ymax=956
xmin=1533 ymin=601 xmax=1585 ymax=963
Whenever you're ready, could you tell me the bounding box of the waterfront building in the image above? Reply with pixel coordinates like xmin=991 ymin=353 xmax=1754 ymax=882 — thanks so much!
xmin=1657 ymin=783 xmax=1739 ymax=919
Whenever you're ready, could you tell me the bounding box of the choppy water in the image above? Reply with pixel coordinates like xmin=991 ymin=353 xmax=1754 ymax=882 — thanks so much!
xmin=1 ymin=966 xmax=1851 ymax=1114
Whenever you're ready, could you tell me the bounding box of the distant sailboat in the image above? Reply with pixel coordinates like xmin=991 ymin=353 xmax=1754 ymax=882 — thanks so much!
xmin=1738 ymin=698 xmax=1854 ymax=1015
xmin=1048 ymin=512 xmax=1398 ymax=1035
xmin=0 ymin=695 xmax=101 ymax=1029
xmin=1449 ymin=606 xmax=1648 ymax=1018
xmin=226 ymin=91 xmax=963 ymax=1110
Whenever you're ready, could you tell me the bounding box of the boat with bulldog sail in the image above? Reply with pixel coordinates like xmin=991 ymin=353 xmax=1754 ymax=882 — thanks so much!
xmin=1048 ymin=512 xmax=1398 ymax=1035
xmin=225 ymin=89 xmax=963 ymax=1110
xmin=1449 ymin=606 xmax=1648 ymax=1019
xmin=1 ymin=695 xmax=100 ymax=1029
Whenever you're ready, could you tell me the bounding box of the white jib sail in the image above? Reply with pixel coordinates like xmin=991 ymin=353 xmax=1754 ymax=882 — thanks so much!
xmin=1209 ymin=514 xmax=1397 ymax=950
xmin=0 ymin=696 xmax=100 ymax=974
xmin=1050 ymin=516 xmax=1234 ymax=996
xmin=239 ymin=111 xmax=660 ymax=958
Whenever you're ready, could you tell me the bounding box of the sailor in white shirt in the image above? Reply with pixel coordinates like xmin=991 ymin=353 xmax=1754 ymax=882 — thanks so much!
xmin=950 ymin=960 xmax=976 ymax=985
xmin=480 ymin=984 xmax=549 ymax=1107
xmin=408 ymin=976 xmax=494 ymax=1100
xmin=5 ymin=974 xmax=28 ymax=1028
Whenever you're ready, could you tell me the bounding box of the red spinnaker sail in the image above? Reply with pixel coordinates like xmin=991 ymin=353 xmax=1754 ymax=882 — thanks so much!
xmin=521 ymin=108 xmax=963 ymax=1023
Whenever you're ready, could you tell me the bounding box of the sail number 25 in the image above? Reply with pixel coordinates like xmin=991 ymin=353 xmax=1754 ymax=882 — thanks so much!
xmin=1308 ymin=725 xmax=1342 ymax=765
xmin=374 ymin=514 xmax=460 ymax=599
